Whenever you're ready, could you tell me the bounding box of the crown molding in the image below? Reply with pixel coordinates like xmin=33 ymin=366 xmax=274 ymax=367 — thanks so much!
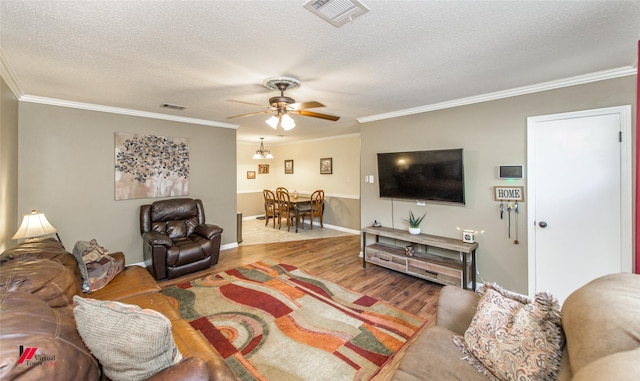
xmin=19 ymin=95 xmax=239 ymax=129
xmin=0 ymin=47 xmax=24 ymax=98
xmin=357 ymin=66 xmax=637 ymax=123
xmin=238 ymin=132 xmax=361 ymax=146
xmin=275 ymin=132 xmax=361 ymax=146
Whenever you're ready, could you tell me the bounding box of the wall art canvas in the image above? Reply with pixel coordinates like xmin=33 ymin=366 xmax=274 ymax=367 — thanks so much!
xmin=115 ymin=132 xmax=189 ymax=200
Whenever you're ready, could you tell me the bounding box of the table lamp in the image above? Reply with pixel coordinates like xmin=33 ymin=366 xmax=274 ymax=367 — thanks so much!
xmin=11 ymin=210 xmax=62 ymax=243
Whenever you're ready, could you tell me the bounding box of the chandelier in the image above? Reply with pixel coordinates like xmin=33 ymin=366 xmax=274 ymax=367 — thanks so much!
xmin=252 ymin=137 xmax=273 ymax=159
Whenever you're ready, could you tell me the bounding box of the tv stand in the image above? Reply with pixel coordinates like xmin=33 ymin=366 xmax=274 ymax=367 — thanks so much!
xmin=362 ymin=226 xmax=478 ymax=290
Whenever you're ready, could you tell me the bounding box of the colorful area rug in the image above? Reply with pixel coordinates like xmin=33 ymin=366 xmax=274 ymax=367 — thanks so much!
xmin=162 ymin=259 xmax=426 ymax=381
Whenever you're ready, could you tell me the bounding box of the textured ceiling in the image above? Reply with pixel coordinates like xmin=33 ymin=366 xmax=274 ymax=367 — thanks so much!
xmin=1 ymin=1 xmax=639 ymax=145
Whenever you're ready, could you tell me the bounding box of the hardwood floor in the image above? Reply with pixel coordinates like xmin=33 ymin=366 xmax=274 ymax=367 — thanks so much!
xmin=158 ymin=235 xmax=442 ymax=323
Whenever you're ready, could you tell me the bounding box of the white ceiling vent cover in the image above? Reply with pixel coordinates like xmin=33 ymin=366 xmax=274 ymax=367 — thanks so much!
xmin=304 ymin=0 xmax=370 ymax=27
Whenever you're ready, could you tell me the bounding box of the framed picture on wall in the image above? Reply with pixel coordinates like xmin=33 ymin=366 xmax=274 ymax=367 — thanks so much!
xmin=320 ymin=158 xmax=332 ymax=174
xmin=284 ymin=160 xmax=294 ymax=174
xmin=247 ymin=171 xmax=256 ymax=179
xmin=114 ymin=132 xmax=189 ymax=200
xmin=258 ymin=164 xmax=269 ymax=174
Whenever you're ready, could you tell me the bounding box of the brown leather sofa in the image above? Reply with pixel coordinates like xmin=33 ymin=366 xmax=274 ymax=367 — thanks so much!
xmin=0 ymin=238 xmax=238 ymax=381
xmin=389 ymin=272 xmax=640 ymax=380
xmin=140 ymin=198 xmax=223 ymax=280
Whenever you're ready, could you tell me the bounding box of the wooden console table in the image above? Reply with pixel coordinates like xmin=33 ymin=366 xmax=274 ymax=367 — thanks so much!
xmin=362 ymin=226 xmax=478 ymax=290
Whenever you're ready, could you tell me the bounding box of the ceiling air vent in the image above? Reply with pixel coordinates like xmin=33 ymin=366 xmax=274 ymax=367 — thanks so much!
xmin=304 ymin=0 xmax=370 ymax=27
xmin=160 ymin=103 xmax=186 ymax=111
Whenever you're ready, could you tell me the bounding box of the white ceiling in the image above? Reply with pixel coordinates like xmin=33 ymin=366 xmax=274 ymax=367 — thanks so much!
xmin=1 ymin=1 xmax=638 ymax=145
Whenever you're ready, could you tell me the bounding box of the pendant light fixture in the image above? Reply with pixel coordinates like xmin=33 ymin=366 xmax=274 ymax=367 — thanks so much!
xmin=252 ymin=137 xmax=274 ymax=159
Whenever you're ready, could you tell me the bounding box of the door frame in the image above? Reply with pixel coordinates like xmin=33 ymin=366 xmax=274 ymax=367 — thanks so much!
xmin=526 ymin=105 xmax=633 ymax=296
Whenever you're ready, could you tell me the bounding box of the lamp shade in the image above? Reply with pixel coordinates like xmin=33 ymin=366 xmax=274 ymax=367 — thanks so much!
xmin=281 ymin=114 xmax=296 ymax=130
xmin=11 ymin=210 xmax=58 ymax=240
xmin=266 ymin=115 xmax=279 ymax=129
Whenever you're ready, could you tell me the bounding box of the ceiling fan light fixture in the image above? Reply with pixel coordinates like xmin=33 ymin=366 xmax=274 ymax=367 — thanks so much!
xmin=266 ymin=115 xmax=279 ymax=129
xmin=281 ymin=114 xmax=296 ymax=130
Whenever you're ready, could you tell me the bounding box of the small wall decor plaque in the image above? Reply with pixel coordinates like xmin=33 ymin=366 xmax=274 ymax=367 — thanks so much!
xmin=493 ymin=186 xmax=525 ymax=201
xmin=258 ymin=164 xmax=269 ymax=174
xmin=247 ymin=171 xmax=256 ymax=179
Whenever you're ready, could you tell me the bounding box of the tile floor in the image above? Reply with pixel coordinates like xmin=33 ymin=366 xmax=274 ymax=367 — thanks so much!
xmin=240 ymin=217 xmax=356 ymax=246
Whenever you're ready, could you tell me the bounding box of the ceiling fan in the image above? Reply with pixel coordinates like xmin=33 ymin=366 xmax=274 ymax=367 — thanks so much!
xmin=227 ymin=77 xmax=340 ymax=130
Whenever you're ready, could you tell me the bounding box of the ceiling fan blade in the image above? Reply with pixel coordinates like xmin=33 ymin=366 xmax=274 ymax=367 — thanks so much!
xmin=295 ymin=110 xmax=340 ymax=121
xmin=227 ymin=99 xmax=271 ymax=108
xmin=289 ymin=101 xmax=325 ymax=110
xmin=227 ymin=110 xmax=273 ymax=119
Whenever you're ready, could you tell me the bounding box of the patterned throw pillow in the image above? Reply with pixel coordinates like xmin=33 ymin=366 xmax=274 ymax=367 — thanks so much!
xmin=453 ymin=283 xmax=564 ymax=381
xmin=73 ymin=296 xmax=182 ymax=381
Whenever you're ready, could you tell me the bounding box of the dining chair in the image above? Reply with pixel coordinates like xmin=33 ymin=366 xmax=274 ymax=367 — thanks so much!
xmin=299 ymin=190 xmax=324 ymax=229
xmin=263 ymin=189 xmax=278 ymax=228
xmin=276 ymin=189 xmax=296 ymax=232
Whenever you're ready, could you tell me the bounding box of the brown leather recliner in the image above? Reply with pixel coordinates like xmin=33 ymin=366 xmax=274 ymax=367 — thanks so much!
xmin=140 ymin=198 xmax=223 ymax=280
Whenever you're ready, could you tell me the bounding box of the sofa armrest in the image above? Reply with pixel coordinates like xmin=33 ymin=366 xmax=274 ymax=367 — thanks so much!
xmin=194 ymin=224 xmax=223 ymax=240
xmin=142 ymin=231 xmax=173 ymax=248
xmin=436 ymin=285 xmax=480 ymax=336
xmin=146 ymin=357 xmax=211 ymax=381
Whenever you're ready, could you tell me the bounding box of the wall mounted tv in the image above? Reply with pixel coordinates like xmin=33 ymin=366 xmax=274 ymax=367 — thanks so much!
xmin=377 ymin=148 xmax=465 ymax=204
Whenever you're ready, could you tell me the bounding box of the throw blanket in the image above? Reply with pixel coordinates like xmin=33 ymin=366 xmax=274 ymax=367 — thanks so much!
xmin=72 ymin=239 xmax=122 ymax=293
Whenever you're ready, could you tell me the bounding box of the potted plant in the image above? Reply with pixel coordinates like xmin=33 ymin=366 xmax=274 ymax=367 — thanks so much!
xmin=403 ymin=210 xmax=426 ymax=234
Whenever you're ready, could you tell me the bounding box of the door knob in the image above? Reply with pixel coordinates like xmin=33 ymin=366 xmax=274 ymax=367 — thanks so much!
xmin=538 ymin=221 xmax=548 ymax=228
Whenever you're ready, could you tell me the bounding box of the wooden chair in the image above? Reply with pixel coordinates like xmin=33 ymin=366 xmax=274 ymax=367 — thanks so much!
xmin=276 ymin=189 xmax=296 ymax=231
xmin=299 ymin=190 xmax=324 ymax=229
xmin=263 ymin=189 xmax=278 ymax=228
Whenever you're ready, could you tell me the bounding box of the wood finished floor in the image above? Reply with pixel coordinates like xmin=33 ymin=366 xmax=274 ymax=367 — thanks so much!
xmin=158 ymin=235 xmax=442 ymax=323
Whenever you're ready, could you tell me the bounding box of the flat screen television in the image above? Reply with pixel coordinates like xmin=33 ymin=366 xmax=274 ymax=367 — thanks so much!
xmin=377 ymin=148 xmax=465 ymax=204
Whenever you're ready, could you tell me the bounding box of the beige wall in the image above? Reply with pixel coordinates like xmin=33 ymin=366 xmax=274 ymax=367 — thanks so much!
xmin=18 ymin=102 xmax=237 ymax=264
xmin=0 ymin=77 xmax=19 ymax=252
xmin=361 ymin=76 xmax=636 ymax=294
xmin=237 ymin=134 xmax=361 ymax=230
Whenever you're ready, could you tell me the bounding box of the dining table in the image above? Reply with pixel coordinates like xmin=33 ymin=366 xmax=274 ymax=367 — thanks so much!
xmin=286 ymin=194 xmax=311 ymax=233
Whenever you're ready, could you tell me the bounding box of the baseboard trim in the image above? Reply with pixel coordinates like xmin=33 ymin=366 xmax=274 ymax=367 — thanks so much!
xmin=221 ymin=242 xmax=239 ymax=250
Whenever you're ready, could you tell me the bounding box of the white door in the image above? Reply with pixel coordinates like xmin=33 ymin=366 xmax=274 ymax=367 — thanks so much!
xmin=527 ymin=106 xmax=632 ymax=304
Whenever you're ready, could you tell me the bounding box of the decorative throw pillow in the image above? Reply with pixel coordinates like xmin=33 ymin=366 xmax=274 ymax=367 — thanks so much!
xmin=72 ymin=240 xmax=123 ymax=293
xmin=453 ymin=283 xmax=564 ymax=381
xmin=73 ymin=296 xmax=182 ymax=381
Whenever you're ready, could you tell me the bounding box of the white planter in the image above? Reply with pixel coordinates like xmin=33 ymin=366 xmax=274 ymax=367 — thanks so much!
xmin=408 ymin=227 xmax=421 ymax=235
